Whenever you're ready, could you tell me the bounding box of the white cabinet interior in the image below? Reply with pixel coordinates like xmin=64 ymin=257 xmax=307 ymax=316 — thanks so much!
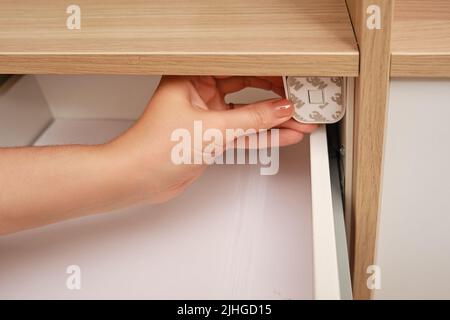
xmin=375 ymin=79 xmax=450 ymax=299
xmin=0 ymin=75 xmax=351 ymax=299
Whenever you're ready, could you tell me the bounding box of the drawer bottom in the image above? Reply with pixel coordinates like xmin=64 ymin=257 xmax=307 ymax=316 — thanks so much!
xmin=1 ymin=118 xmax=315 ymax=299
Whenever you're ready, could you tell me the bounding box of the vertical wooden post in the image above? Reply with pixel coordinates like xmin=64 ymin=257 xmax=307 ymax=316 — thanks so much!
xmin=345 ymin=0 xmax=394 ymax=299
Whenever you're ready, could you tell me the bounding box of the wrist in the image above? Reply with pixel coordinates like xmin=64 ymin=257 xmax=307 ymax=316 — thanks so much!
xmin=101 ymin=133 xmax=162 ymax=204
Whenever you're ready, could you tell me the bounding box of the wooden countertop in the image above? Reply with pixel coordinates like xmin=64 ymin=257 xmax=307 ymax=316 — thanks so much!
xmin=391 ymin=0 xmax=450 ymax=77
xmin=0 ymin=0 xmax=358 ymax=76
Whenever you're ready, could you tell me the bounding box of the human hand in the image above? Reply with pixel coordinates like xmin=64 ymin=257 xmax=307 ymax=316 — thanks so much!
xmin=109 ymin=76 xmax=318 ymax=203
xmin=0 ymin=75 xmax=318 ymax=234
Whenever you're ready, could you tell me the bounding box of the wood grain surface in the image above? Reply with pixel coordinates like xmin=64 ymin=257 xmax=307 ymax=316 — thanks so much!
xmin=0 ymin=0 xmax=358 ymax=75
xmin=391 ymin=0 xmax=450 ymax=77
xmin=346 ymin=0 xmax=394 ymax=300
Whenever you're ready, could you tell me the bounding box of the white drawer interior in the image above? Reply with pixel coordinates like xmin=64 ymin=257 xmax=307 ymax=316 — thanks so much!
xmin=0 ymin=75 xmax=350 ymax=299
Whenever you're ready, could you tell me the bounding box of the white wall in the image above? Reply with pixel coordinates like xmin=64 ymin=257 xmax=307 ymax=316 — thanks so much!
xmin=375 ymin=79 xmax=450 ymax=299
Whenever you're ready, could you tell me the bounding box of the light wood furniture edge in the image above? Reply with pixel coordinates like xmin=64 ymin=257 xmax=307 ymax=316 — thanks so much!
xmin=391 ymin=0 xmax=450 ymax=77
xmin=391 ymin=54 xmax=450 ymax=78
xmin=0 ymin=54 xmax=358 ymax=77
xmin=345 ymin=0 xmax=394 ymax=299
xmin=0 ymin=0 xmax=359 ymax=76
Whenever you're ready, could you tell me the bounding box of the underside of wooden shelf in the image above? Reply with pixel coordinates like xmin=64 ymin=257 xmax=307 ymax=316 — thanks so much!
xmin=0 ymin=0 xmax=358 ymax=76
xmin=391 ymin=0 xmax=450 ymax=77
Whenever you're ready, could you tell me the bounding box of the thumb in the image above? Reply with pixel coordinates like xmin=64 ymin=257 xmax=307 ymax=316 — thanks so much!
xmin=218 ymin=98 xmax=294 ymax=132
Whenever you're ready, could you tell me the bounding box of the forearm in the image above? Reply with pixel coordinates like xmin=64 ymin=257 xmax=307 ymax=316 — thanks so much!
xmin=0 ymin=143 xmax=141 ymax=235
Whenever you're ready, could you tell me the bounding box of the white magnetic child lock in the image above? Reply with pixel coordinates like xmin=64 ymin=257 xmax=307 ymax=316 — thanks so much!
xmin=283 ymin=76 xmax=345 ymax=124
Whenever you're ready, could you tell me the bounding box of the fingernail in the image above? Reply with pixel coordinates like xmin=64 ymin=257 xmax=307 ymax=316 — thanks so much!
xmin=272 ymin=99 xmax=293 ymax=118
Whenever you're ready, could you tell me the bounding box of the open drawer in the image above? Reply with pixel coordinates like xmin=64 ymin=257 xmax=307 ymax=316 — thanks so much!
xmin=0 ymin=75 xmax=352 ymax=299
